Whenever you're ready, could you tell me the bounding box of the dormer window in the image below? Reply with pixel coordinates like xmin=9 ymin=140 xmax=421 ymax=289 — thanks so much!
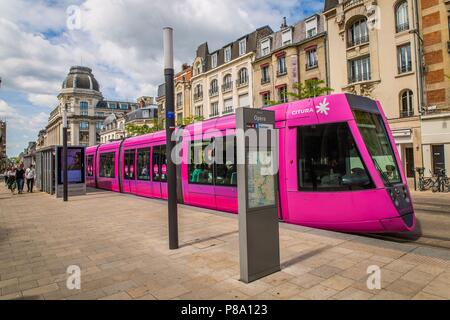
xmin=281 ymin=29 xmax=292 ymax=46
xmin=239 ymin=39 xmax=246 ymax=56
xmin=224 ymin=46 xmax=232 ymax=63
xmin=261 ymin=38 xmax=271 ymax=56
xmin=305 ymin=16 xmax=318 ymax=38
xmin=211 ymin=53 xmax=218 ymax=68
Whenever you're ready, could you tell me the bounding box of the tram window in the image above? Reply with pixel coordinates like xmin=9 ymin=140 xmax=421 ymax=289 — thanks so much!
xmin=214 ymin=136 xmax=237 ymax=187
xmin=86 ymin=155 xmax=94 ymax=177
xmin=137 ymin=148 xmax=151 ymax=181
xmin=124 ymin=150 xmax=136 ymax=180
xmin=189 ymin=140 xmax=214 ymax=185
xmin=99 ymin=152 xmax=115 ymax=178
xmin=152 ymin=146 xmax=168 ymax=182
xmin=297 ymin=123 xmax=374 ymax=192
xmin=353 ymin=110 xmax=402 ymax=185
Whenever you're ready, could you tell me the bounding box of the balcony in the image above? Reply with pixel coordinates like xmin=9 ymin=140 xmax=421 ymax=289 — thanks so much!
xmin=236 ymin=79 xmax=248 ymax=89
xmin=306 ymin=61 xmax=318 ymax=70
xmin=343 ymin=0 xmax=364 ymax=9
xmin=400 ymin=110 xmax=414 ymax=118
xmin=261 ymin=77 xmax=271 ymax=85
xmin=348 ymin=73 xmax=371 ymax=84
xmin=347 ymin=35 xmax=369 ymax=48
xmin=222 ymin=106 xmax=234 ymax=115
xmin=209 ymin=111 xmax=219 ymax=118
xmin=209 ymin=89 xmax=219 ymax=97
xmin=193 ymin=92 xmax=203 ymax=102
xmin=222 ymin=83 xmax=233 ymax=93
xmin=396 ymin=22 xmax=409 ymax=33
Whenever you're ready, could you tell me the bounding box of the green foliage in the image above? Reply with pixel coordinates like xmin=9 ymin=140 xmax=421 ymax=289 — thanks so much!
xmin=125 ymin=119 xmax=164 ymax=137
xmin=288 ymin=79 xmax=334 ymax=100
xmin=265 ymin=79 xmax=333 ymax=107
xmin=176 ymin=115 xmax=204 ymax=126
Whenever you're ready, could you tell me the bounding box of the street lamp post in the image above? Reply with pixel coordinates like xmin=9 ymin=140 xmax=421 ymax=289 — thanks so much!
xmin=62 ymin=104 xmax=68 ymax=202
xmin=163 ymin=27 xmax=179 ymax=250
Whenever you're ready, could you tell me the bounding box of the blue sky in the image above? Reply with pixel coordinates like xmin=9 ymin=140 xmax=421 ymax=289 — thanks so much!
xmin=0 ymin=0 xmax=324 ymax=157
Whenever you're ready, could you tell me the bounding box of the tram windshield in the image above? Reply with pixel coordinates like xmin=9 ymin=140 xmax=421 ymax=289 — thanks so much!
xmin=353 ymin=110 xmax=402 ymax=186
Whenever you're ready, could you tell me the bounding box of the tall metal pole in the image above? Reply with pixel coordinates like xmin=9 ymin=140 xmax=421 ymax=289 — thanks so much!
xmin=62 ymin=105 xmax=68 ymax=202
xmin=163 ymin=27 xmax=178 ymax=250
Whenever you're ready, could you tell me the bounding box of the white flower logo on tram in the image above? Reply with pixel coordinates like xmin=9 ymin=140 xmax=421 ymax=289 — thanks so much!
xmin=316 ymin=98 xmax=330 ymax=116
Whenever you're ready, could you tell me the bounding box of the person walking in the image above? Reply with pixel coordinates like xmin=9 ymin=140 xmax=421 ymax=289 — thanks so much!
xmin=3 ymin=169 xmax=8 ymax=186
xmin=16 ymin=163 xmax=25 ymax=194
xmin=7 ymin=167 xmax=17 ymax=195
xmin=25 ymin=164 xmax=36 ymax=193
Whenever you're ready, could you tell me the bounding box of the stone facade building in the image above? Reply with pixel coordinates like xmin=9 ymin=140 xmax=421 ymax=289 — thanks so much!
xmin=190 ymin=26 xmax=273 ymax=120
xmin=253 ymin=15 xmax=327 ymax=108
xmin=42 ymin=66 xmax=138 ymax=148
xmin=324 ymin=0 xmax=423 ymax=185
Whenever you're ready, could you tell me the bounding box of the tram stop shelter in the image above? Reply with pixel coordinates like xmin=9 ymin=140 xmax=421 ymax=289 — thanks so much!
xmin=35 ymin=145 xmax=86 ymax=198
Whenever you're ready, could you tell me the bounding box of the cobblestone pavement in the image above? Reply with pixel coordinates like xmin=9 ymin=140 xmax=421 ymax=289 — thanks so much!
xmin=0 ymin=186 xmax=449 ymax=300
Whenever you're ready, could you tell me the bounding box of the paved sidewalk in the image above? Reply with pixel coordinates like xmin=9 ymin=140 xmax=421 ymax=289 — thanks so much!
xmin=0 ymin=185 xmax=449 ymax=300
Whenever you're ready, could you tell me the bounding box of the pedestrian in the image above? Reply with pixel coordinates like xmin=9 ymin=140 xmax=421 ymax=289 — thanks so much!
xmin=3 ymin=169 xmax=8 ymax=186
xmin=15 ymin=163 xmax=25 ymax=194
xmin=25 ymin=164 xmax=36 ymax=193
xmin=7 ymin=167 xmax=17 ymax=195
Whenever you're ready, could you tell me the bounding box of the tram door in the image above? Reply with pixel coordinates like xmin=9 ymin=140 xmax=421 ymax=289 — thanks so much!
xmin=151 ymin=145 xmax=168 ymax=200
xmin=123 ymin=149 xmax=136 ymax=194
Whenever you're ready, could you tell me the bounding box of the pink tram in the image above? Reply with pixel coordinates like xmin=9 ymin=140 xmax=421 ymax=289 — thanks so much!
xmin=86 ymin=94 xmax=416 ymax=233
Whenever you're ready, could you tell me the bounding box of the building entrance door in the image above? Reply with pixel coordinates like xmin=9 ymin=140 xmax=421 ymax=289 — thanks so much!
xmin=432 ymin=145 xmax=445 ymax=175
xmin=405 ymin=147 xmax=414 ymax=178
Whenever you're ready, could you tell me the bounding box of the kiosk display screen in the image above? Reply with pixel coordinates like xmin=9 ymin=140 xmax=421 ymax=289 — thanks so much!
xmin=58 ymin=147 xmax=85 ymax=184
xmin=246 ymin=150 xmax=276 ymax=209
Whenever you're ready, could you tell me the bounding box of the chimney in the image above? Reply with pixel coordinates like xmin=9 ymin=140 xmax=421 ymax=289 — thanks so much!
xmin=182 ymin=63 xmax=189 ymax=70
xmin=280 ymin=17 xmax=287 ymax=29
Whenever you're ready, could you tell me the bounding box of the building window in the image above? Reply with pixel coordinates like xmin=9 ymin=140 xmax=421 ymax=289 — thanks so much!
xmin=261 ymin=65 xmax=270 ymax=84
xmin=108 ymin=102 xmax=117 ymax=109
xmin=348 ymin=56 xmax=371 ymax=83
xmin=397 ymin=43 xmax=412 ymax=74
xmin=305 ymin=17 xmax=318 ymax=38
xmin=395 ymin=1 xmax=409 ymax=33
xmin=282 ymin=29 xmax=292 ymax=46
xmin=211 ymin=53 xmax=218 ymax=68
xmin=224 ymin=46 xmax=231 ymax=63
xmin=347 ymin=18 xmax=369 ymax=47
xmin=239 ymin=39 xmax=246 ymax=56
xmin=306 ymin=48 xmax=318 ymax=70
xmin=210 ymin=79 xmax=219 ymax=96
xmin=95 ymin=112 xmax=105 ymax=117
xmin=297 ymin=123 xmax=373 ymax=192
xmin=195 ymin=61 xmax=202 ymax=75
xmin=194 ymin=84 xmax=203 ymax=101
xmin=99 ymin=152 xmax=115 ymax=178
xmin=80 ymin=101 xmax=89 ymax=116
xmin=239 ymin=94 xmax=249 ymax=108
xmin=96 ymin=122 xmax=103 ymax=131
xmin=261 ymin=39 xmax=271 ymax=56
xmin=210 ymin=102 xmax=219 ymax=117
xmin=223 ymin=98 xmax=233 ymax=114
xmin=277 ymin=56 xmax=287 ymax=76
xmin=222 ymin=74 xmax=232 ymax=92
xmin=176 ymin=93 xmax=183 ymax=109
xmin=195 ymin=105 xmax=203 ymax=118
xmin=261 ymin=92 xmax=271 ymax=107
xmin=278 ymin=85 xmax=288 ymax=103
xmin=176 ymin=112 xmax=183 ymax=125
xmin=79 ymin=121 xmax=89 ymax=130
xmin=238 ymin=68 xmax=248 ymax=86
xmin=400 ymin=90 xmax=414 ymax=117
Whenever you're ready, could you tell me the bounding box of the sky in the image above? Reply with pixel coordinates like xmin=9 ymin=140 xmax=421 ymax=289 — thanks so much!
xmin=0 ymin=0 xmax=324 ymax=157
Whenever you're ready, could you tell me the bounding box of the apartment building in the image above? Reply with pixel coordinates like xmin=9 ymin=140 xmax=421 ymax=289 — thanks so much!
xmin=191 ymin=26 xmax=273 ymax=119
xmin=253 ymin=15 xmax=327 ymax=108
xmin=324 ymin=0 xmax=423 ymax=184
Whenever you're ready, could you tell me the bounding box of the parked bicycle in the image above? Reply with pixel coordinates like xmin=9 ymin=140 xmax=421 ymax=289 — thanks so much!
xmin=417 ymin=167 xmax=450 ymax=193
xmin=437 ymin=169 xmax=450 ymax=193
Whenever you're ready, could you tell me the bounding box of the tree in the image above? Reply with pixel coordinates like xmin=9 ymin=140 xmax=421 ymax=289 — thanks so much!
xmin=125 ymin=119 xmax=164 ymax=137
xmin=288 ymin=79 xmax=334 ymax=100
xmin=176 ymin=115 xmax=204 ymax=126
xmin=267 ymin=79 xmax=333 ymax=106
